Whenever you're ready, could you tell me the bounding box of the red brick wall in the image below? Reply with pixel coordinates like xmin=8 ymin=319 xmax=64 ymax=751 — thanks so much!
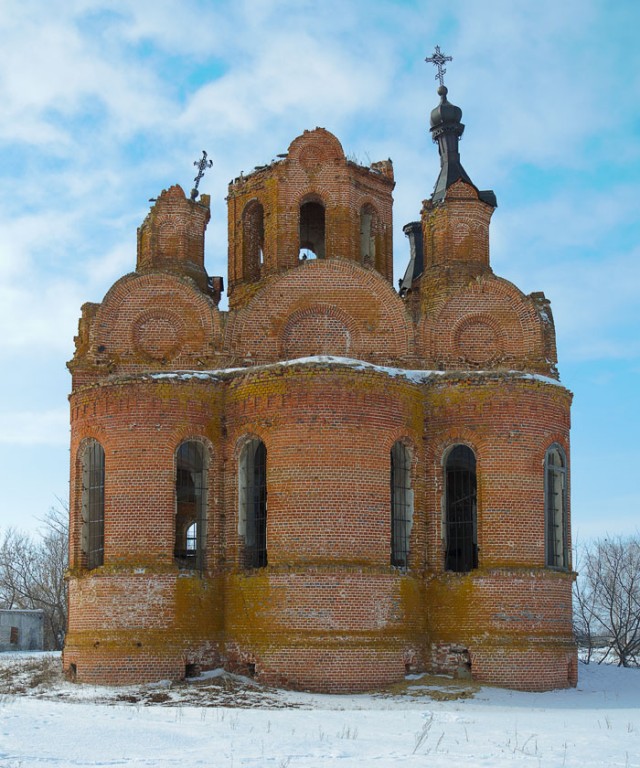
xmin=65 ymin=126 xmax=576 ymax=692
xmin=65 ymin=365 xmax=575 ymax=691
xmin=224 ymin=259 xmax=413 ymax=365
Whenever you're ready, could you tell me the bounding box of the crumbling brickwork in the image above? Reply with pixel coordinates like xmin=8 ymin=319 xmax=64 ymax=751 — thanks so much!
xmin=64 ymin=101 xmax=576 ymax=692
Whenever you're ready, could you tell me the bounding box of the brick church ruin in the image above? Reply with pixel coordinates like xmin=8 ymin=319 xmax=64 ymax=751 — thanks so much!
xmin=64 ymin=58 xmax=576 ymax=692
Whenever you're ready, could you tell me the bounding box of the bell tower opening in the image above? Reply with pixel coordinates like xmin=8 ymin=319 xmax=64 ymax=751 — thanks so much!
xmin=299 ymin=200 xmax=325 ymax=260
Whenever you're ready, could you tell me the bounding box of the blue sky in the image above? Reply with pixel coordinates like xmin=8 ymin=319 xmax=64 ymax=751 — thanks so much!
xmin=0 ymin=0 xmax=638 ymax=541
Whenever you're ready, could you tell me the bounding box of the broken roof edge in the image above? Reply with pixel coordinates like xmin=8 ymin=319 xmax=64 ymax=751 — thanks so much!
xmin=71 ymin=356 xmax=568 ymax=391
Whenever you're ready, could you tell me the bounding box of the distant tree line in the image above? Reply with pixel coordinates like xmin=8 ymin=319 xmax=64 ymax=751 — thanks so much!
xmin=0 ymin=505 xmax=68 ymax=650
xmin=574 ymin=535 xmax=640 ymax=667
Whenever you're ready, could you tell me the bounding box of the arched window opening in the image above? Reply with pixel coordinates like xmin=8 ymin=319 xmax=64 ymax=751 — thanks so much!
xmin=175 ymin=441 xmax=206 ymax=570
xmin=545 ymin=446 xmax=568 ymax=569
xmin=185 ymin=522 xmax=197 ymax=553
xmin=239 ymin=439 xmax=267 ymax=568
xmin=242 ymin=200 xmax=265 ymax=279
xmin=445 ymin=445 xmax=477 ymax=573
xmin=360 ymin=204 xmax=377 ymax=266
xmin=391 ymin=442 xmax=413 ymax=568
xmin=299 ymin=201 xmax=325 ymax=260
xmin=81 ymin=440 xmax=105 ymax=570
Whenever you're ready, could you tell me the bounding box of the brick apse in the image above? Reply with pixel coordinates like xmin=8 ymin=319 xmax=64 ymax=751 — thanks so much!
xmin=63 ymin=80 xmax=577 ymax=692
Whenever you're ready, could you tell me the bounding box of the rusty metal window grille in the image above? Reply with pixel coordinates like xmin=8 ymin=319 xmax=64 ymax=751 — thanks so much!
xmin=445 ymin=445 xmax=478 ymax=573
xmin=545 ymin=446 xmax=568 ymax=569
xmin=175 ymin=441 xmax=206 ymax=570
xmin=81 ymin=440 xmax=105 ymax=570
xmin=239 ymin=439 xmax=267 ymax=568
xmin=391 ymin=441 xmax=413 ymax=568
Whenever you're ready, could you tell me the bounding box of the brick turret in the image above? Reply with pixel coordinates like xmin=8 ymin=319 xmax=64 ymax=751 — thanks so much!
xmin=421 ymin=85 xmax=496 ymax=271
xmin=137 ymin=184 xmax=212 ymax=292
xmin=226 ymin=128 xmax=395 ymax=310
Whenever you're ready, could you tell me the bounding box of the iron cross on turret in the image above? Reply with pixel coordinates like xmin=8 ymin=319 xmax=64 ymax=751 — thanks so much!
xmin=190 ymin=150 xmax=213 ymax=200
xmin=425 ymin=45 xmax=452 ymax=87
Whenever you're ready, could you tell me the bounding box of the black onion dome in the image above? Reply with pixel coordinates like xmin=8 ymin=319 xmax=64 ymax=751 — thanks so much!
xmin=430 ymin=86 xmax=463 ymax=134
xmin=428 ymin=84 xmax=496 ymax=206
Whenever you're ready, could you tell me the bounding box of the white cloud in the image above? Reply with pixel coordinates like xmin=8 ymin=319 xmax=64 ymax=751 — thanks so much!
xmin=0 ymin=408 xmax=69 ymax=446
xmin=0 ymin=0 xmax=637 ymax=536
xmin=0 ymin=276 xmax=83 ymax=353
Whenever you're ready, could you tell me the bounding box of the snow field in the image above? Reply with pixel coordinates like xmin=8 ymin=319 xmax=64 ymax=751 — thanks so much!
xmin=0 ymin=658 xmax=638 ymax=767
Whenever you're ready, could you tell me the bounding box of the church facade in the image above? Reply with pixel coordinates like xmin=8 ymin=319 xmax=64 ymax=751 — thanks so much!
xmin=63 ymin=79 xmax=576 ymax=692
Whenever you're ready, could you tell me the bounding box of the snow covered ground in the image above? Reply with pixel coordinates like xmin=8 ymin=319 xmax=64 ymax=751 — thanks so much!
xmin=0 ymin=653 xmax=638 ymax=767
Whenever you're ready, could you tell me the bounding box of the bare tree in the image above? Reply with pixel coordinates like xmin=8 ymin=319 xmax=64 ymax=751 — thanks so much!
xmin=0 ymin=504 xmax=68 ymax=650
xmin=574 ymin=535 xmax=640 ymax=667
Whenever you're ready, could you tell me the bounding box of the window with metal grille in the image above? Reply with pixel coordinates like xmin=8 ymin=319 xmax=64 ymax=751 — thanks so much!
xmin=175 ymin=441 xmax=206 ymax=570
xmin=81 ymin=440 xmax=105 ymax=570
xmin=391 ymin=441 xmax=413 ymax=568
xmin=545 ymin=445 xmax=568 ymax=569
xmin=445 ymin=445 xmax=478 ymax=573
xmin=239 ymin=439 xmax=267 ymax=568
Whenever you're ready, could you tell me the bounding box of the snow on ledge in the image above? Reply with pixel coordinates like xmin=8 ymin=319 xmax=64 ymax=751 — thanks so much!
xmin=145 ymin=356 xmax=565 ymax=388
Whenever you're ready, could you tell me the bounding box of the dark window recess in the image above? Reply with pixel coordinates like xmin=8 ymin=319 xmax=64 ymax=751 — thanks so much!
xmin=175 ymin=441 xmax=206 ymax=570
xmin=82 ymin=440 xmax=105 ymax=570
xmin=299 ymin=201 xmax=325 ymax=260
xmin=545 ymin=446 xmax=568 ymax=569
xmin=445 ymin=445 xmax=478 ymax=573
xmin=9 ymin=626 xmax=18 ymax=645
xmin=185 ymin=663 xmax=199 ymax=678
xmin=240 ymin=439 xmax=267 ymax=568
xmin=391 ymin=442 xmax=413 ymax=568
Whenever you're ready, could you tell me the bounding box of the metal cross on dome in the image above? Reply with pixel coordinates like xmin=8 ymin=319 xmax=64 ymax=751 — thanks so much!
xmin=425 ymin=45 xmax=453 ymax=87
xmin=191 ymin=150 xmax=213 ymax=200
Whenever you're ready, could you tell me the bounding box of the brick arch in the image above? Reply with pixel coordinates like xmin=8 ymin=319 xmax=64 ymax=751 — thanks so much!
xmin=426 ymin=428 xmax=488 ymax=497
xmin=384 ymin=429 xmax=419 ymax=455
xmin=226 ymin=258 xmax=414 ymax=365
xmin=287 ymin=128 xmax=346 ymax=167
xmin=232 ymin=430 xmax=270 ymax=461
xmin=298 ymin=191 xmax=326 ymax=207
xmin=452 ymin=312 xmax=507 ymax=366
xmin=535 ymin=435 xmax=570 ymax=470
xmin=432 ymin=432 xmax=486 ymax=475
xmin=92 ymin=271 xmax=222 ymax=369
xmin=280 ymin=303 xmax=359 ymax=359
xmin=423 ymin=275 xmax=547 ymax=370
xmin=171 ymin=433 xmax=215 ymax=460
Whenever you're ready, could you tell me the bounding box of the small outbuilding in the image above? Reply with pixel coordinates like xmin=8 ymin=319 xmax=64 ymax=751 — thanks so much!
xmin=0 ymin=609 xmax=45 ymax=651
